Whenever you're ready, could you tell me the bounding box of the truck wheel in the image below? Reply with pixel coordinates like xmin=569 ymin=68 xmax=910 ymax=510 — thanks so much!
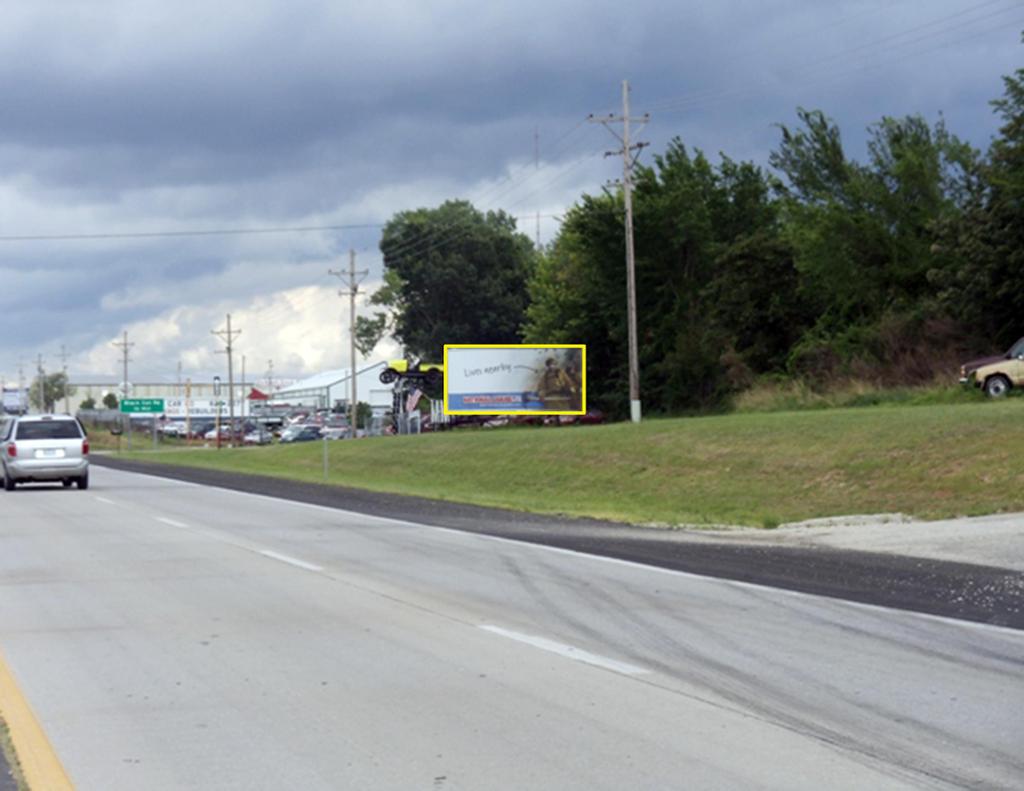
xmin=984 ymin=375 xmax=1011 ymax=398
xmin=379 ymin=368 xmax=398 ymax=384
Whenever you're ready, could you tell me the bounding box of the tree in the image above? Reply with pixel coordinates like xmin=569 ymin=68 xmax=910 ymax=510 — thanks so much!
xmin=932 ymin=57 xmax=1024 ymax=348
xmin=366 ymin=200 xmax=537 ymax=360
xmin=526 ymin=139 xmax=790 ymax=414
xmin=79 ymin=396 xmax=96 ymax=411
xmin=102 ymin=392 xmax=119 ymax=410
xmin=771 ymin=108 xmax=979 ymax=377
xmin=29 ymin=372 xmax=75 ymax=413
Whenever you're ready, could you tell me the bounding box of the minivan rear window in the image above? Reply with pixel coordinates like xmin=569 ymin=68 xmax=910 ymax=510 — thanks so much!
xmin=15 ymin=420 xmax=83 ymax=440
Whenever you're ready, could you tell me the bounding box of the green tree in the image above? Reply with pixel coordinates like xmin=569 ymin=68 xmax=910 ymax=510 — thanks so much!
xmin=366 ymin=200 xmax=537 ymax=360
xmin=526 ymin=139 xmax=792 ymax=414
xmin=102 ymin=392 xmax=119 ymax=410
xmin=79 ymin=396 xmax=97 ymax=411
xmin=29 ymin=372 xmax=75 ymax=413
xmin=771 ymin=109 xmax=978 ymax=377
xmin=932 ymin=57 xmax=1024 ymax=347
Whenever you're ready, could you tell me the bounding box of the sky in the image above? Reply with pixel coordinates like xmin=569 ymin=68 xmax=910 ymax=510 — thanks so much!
xmin=0 ymin=0 xmax=1021 ymax=390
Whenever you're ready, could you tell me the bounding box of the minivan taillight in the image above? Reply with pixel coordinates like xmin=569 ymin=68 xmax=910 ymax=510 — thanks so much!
xmin=6 ymin=443 xmax=15 ymax=458
xmin=82 ymin=439 xmax=89 ymax=455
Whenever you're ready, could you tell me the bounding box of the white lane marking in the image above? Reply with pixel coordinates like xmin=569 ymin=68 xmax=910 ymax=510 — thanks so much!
xmin=258 ymin=550 xmax=323 ymax=573
xmin=93 ymin=496 xmax=116 ymax=505
xmin=95 ymin=466 xmax=1024 ymax=637
xmin=480 ymin=625 xmax=649 ymax=675
xmin=155 ymin=516 xmax=189 ymax=529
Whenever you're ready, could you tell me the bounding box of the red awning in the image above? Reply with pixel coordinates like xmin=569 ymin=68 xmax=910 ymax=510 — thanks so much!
xmin=248 ymin=387 xmax=270 ymax=401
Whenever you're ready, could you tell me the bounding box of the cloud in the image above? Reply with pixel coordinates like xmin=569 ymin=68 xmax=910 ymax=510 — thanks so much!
xmin=1 ymin=0 xmax=1021 ymax=382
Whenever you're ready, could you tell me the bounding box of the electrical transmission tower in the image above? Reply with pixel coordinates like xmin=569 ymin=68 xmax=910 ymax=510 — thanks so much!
xmin=328 ymin=250 xmax=368 ymax=439
xmin=589 ymin=80 xmax=649 ymax=424
xmin=112 ymin=331 xmax=134 ymax=448
xmin=212 ymin=315 xmax=242 ymax=446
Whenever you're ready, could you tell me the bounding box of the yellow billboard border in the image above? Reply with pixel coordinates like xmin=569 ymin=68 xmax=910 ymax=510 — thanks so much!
xmin=443 ymin=344 xmax=587 ymax=416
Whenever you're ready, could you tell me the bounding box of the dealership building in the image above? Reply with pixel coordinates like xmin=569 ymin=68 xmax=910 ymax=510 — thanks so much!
xmin=269 ymin=361 xmax=394 ymax=415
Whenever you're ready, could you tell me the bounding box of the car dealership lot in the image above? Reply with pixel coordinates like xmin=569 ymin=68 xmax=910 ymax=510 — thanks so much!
xmin=0 ymin=466 xmax=1021 ymax=790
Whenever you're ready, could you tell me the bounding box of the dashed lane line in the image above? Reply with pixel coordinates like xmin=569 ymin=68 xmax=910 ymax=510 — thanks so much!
xmin=479 ymin=625 xmax=650 ymax=676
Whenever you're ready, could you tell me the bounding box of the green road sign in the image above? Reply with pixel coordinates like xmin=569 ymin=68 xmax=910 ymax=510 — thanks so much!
xmin=120 ymin=398 xmax=165 ymax=414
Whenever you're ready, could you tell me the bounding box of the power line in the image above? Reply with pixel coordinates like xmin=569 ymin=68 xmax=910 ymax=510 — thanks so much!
xmin=0 ymin=222 xmax=385 ymax=243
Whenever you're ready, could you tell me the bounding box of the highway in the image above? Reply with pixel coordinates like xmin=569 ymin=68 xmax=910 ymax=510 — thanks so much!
xmin=1 ymin=466 xmax=1021 ymax=790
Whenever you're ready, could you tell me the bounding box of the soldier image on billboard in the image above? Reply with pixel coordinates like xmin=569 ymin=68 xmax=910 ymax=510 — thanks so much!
xmin=536 ymin=356 xmax=576 ymax=411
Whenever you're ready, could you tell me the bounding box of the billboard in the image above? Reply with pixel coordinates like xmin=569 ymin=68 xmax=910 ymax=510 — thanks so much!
xmin=444 ymin=344 xmax=585 ymax=415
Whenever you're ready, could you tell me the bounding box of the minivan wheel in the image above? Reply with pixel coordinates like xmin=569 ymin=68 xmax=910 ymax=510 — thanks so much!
xmin=77 ymin=473 xmax=89 ymax=490
xmin=984 ymin=375 xmax=1011 ymax=398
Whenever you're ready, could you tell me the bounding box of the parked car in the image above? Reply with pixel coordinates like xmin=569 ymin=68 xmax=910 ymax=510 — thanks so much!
xmin=279 ymin=425 xmax=323 ymax=443
xmin=960 ymin=336 xmax=1024 ymax=397
xmin=1 ymin=414 xmax=90 ymax=490
xmin=243 ymin=428 xmax=274 ymax=445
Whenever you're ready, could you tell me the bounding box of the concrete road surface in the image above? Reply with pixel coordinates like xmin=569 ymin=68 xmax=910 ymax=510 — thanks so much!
xmin=0 ymin=466 xmax=1021 ymax=790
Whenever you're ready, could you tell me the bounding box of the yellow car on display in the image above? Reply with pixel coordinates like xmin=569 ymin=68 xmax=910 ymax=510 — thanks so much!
xmin=379 ymin=359 xmax=444 ymax=386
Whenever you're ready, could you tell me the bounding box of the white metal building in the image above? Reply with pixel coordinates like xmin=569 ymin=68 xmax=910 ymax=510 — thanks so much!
xmin=270 ymin=362 xmax=393 ymax=414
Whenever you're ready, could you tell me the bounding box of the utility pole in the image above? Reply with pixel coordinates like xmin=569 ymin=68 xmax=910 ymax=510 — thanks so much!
xmin=266 ymin=359 xmax=274 ymax=393
xmin=590 ymin=80 xmax=649 ymax=424
xmin=59 ymin=348 xmax=71 ymax=418
xmin=34 ymin=354 xmax=45 ymax=413
xmin=328 ymin=250 xmax=368 ymax=439
xmin=534 ymin=126 xmax=541 ymax=250
xmin=17 ymin=362 xmax=25 ymax=415
xmin=241 ymin=354 xmax=246 ymax=421
xmin=112 ymin=332 xmax=134 ymax=448
xmin=212 ymin=315 xmax=241 ymax=446
xmin=176 ymin=360 xmax=183 ymax=397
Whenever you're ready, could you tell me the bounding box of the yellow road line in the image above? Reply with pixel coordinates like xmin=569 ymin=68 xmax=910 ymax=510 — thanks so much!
xmin=0 ymin=648 xmax=73 ymax=790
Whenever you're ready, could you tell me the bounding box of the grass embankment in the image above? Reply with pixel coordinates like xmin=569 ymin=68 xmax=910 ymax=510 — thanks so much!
xmin=116 ymin=401 xmax=1024 ymax=528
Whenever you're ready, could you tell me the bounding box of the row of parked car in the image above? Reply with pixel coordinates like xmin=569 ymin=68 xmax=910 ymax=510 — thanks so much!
xmin=156 ymin=411 xmax=363 ymax=445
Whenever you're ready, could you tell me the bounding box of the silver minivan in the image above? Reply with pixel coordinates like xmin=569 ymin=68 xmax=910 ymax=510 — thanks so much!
xmin=1 ymin=415 xmax=90 ymax=490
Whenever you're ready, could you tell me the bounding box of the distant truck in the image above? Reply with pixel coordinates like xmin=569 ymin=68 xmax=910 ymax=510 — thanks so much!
xmin=2 ymin=388 xmax=27 ymax=415
xmin=960 ymin=336 xmax=1024 ymax=397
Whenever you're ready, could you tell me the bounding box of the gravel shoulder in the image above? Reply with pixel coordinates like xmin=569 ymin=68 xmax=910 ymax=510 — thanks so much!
xmin=689 ymin=512 xmax=1024 ymax=572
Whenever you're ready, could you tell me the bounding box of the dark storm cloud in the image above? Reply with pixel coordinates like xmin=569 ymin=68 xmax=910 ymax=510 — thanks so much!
xmin=0 ymin=0 xmax=1021 ymax=377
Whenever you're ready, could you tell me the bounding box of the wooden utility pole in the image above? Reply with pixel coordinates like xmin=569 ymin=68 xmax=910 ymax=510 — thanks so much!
xmin=329 ymin=251 xmax=368 ymax=439
xmin=212 ymin=315 xmax=241 ymax=446
xmin=112 ymin=332 xmax=134 ymax=448
xmin=590 ymin=80 xmax=649 ymax=423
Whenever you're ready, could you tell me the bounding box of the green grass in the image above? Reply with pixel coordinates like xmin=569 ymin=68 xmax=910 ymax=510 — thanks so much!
xmin=731 ymin=378 xmax=992 ymax=413
xmin=116 ymin=400 xmax=1024 ymax=527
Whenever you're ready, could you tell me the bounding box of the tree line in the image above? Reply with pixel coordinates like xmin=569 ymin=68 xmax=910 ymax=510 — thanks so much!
xmin=360 ymin=59 xmax=1023 ymax=418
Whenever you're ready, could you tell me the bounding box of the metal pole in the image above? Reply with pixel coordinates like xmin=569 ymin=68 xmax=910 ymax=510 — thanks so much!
xmin=226 ymin=314 xmax=235 ymax=446
xmin=323 ymin=435 xmax=329 ymax=480
xmin=349 ymin=250 xmax=358 ymax=439
xmin=185 ymin=378 xmax=192 ymax=447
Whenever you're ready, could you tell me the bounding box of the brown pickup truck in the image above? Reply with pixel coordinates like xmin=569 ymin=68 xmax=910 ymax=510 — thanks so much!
xmin=960 ymin=336 xmax=1024 ymax=397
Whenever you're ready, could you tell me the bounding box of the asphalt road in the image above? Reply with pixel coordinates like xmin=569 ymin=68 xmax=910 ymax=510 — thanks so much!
xmin=1 ymin=466 xmax=1022 ymax=789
